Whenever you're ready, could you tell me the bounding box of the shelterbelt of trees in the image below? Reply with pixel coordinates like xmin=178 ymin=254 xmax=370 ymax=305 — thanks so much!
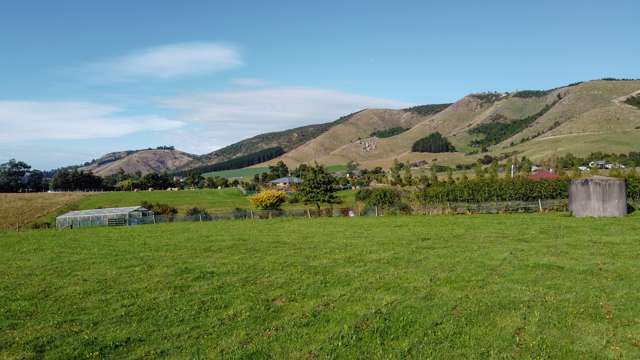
xmin=355 ymin=173 xmax=640 ymax=215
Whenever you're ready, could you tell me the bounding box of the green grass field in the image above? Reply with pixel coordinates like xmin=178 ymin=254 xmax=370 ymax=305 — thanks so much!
xmin=202 ymin=167 xmax=269 ymax=179
xmin=2 ymin=214 xmax=640 ymax=358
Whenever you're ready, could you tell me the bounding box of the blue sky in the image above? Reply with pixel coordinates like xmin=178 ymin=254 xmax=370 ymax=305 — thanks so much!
xmin=1 ymin=0 xmax=638 ymax=169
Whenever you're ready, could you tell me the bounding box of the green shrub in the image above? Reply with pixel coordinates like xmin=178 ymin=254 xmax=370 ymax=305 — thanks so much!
xmin=287 ymin=192 xmax=301 ymax=204
xmin=185 ymin=207 xmax=209 ymax=217
xmin=412 ymin=132 xmax=456 ymax=153
xmin=357 ymin=188 xmax=407 ymax=212
xmin=141 ymin=202 xmax=178 ymax=215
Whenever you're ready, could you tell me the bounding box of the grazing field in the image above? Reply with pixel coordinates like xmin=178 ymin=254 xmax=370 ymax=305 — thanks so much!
xmin=23 ymin=189 xmax=356 ymax=226
xmin=2 ymin=214 xmax=640 ymax=358
xmin=204 ymin=165 xmax=348 ymax=179
xmin=73 ymin=188 xmax=252 ymax=213
xmin=0 ymin=192 xmax=89 ymax=230
xmin=202 ymin=167 xmax=269 ymax=179
xmin=70 ymin=188 xmax=355 ymax=213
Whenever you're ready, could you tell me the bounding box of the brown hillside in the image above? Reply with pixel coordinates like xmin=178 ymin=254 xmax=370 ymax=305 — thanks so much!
xmin=81 ymin=149 xmax=196 ymax=177
xmin=263 ymin=108 xmax=444 ymax=167
xmin=262 ymin=80 xmax=640 ymax=169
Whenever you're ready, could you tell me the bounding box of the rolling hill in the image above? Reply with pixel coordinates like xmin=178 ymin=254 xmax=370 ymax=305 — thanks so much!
xmin=173 ymin=111 xmax=364 ymax=172
xmin=78 ymin=79 xmax=640 ymax=176
xmin=80 ymin=149 xmax=197 ymax=177
xmin=262 ymin=79 xmax=640 ymax=169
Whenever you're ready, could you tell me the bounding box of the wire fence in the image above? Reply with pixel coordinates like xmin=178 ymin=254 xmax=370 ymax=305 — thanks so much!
xmin=27 ymin=198 xmax=640 ymax=231
xmin=146 ymin=199 xmax=569 ymax=224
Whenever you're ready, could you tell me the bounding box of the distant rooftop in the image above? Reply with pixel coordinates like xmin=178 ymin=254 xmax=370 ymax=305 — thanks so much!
xmin=269 ymin=176 xmax=302 ymax=184
xmin=57 ymin=206 xmax=148 ymax=218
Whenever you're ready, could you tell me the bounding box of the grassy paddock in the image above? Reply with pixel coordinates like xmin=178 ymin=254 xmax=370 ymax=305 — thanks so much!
xmin=69 ymin=188 xmax=355 ymax=213
xmin=0 ymin=193 xmax=89 ymax=230
xmin=21 ymin=189 xmax=356 ymax=226
xmin=202 ymin=167 xmax=269 ymax=179
xmin=1 ymin=214 xmax=640 ymax=358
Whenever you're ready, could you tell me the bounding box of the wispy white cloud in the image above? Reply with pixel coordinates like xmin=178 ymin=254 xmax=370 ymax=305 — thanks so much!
xmin=159 ymin=86 xmax=411 ymax=153
xmin=0 ymin=101 xmax=183 ymax=142
xmin=230 ymin=77 xmax=269 ymax=87
xmin=87 ymin=42 xmax=242 ymax=80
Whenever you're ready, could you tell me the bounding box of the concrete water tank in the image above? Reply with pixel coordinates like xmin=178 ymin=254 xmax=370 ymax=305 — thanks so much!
xmin=569 ymin=176 xmax=627 ymax=217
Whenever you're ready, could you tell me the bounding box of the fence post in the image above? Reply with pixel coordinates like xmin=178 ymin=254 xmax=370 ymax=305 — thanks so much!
xmin=199 ymin=214 xmax=202 ymax=222
xmin=538 ymin=199 xmax=543 ymax=213
xmin=375 ymin=206 xmax=378 ymax=217
xmin=307 ymin=209 xmax=311 ymax=218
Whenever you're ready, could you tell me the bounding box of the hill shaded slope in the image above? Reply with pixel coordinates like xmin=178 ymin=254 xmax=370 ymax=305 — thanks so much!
xmin=81 ymin=149 xmax=197 ymax=177
xmin=174 ymin=111 xmax=364 ymax=172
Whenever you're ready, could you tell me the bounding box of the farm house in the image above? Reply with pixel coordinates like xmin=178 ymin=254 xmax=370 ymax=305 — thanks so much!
xmin=269 ymin=176 xmax=302 ymax=189
xmin=56 ymin=206 xmax=154 ymax=229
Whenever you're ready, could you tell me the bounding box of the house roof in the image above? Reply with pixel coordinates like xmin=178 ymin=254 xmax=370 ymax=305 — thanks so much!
xmin=269 ymin=177 xmax=302 ymax=184
xmin=57 ymin=206 xmax=149 ymax=218
xmin=530 ymin=170 xmax=560 ymax=180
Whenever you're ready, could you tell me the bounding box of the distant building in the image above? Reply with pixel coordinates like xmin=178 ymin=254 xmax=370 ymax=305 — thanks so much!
xmin=269 ymin=176 xmax=302 ymax=189
xmin=589 ymin=160 xmax=607 ymax=169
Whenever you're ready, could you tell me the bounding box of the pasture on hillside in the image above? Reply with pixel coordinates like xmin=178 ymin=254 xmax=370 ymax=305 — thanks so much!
xmin=2 ymin=214 xmax=640 ymax=358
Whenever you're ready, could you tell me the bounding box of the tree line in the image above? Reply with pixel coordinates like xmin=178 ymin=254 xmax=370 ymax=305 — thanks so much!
xmin=174 ymin=147 xmax=285 ymax=176
xmin=0 ymin=160 xmax=48 ymax=192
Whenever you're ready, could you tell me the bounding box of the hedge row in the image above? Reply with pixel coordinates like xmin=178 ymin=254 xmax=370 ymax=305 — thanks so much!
xmin=416 ymin=178 xmax=569 ymax=204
